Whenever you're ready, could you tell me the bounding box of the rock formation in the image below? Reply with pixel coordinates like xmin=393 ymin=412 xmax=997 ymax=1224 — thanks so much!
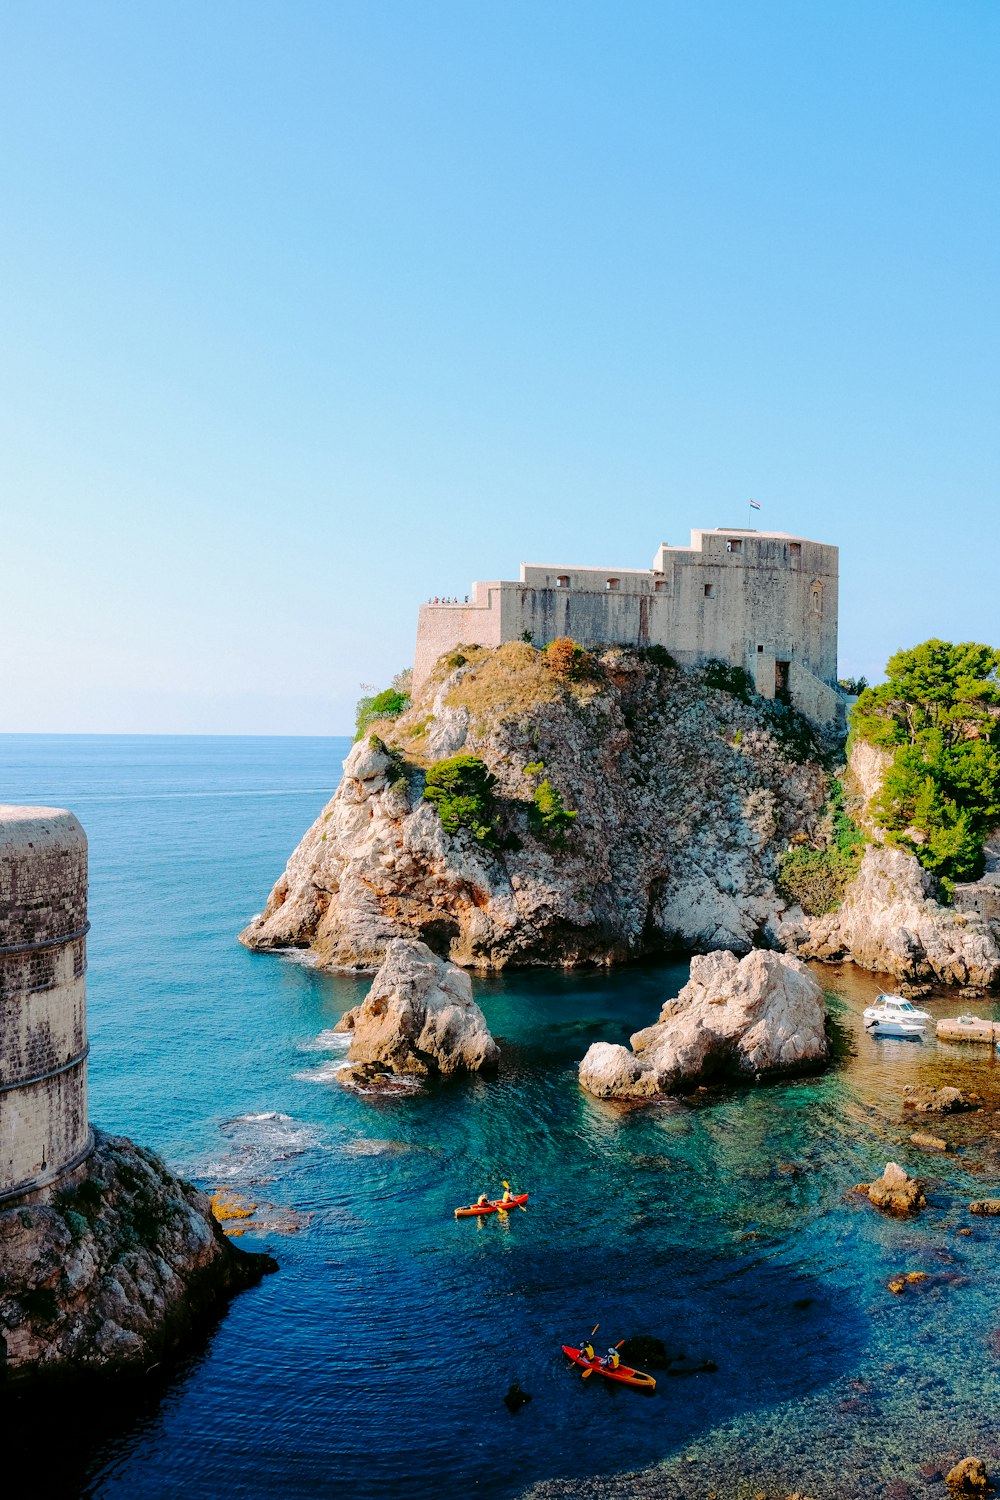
xmin=578 ymin=949 xmax=827 ymax=1100
xmin=857 ymin=1162 xmax=926 ymax=1216
xmin=788 ymin=844 xmax=999 ymax=989
xmin=334 ymin=938 xmax=498 ymax=1078
xmin=903 ymin=1084 xmax=974 ymax=1115
xmin=241 ymin=645 xmax=828 ymax=971
xmin=0 ymin=1131 xmax=274 ymax=1381
xmin=945 ymin=1456 xmax=990 ymax=1496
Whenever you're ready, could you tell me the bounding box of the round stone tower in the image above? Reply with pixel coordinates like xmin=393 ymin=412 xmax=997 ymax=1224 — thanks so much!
xmin=0 ymin=806 xmax=92 ymax=1205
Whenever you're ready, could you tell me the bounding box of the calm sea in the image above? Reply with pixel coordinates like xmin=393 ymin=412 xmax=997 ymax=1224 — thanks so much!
xmin=2 ymin=735 xmax=1000 ymax=1499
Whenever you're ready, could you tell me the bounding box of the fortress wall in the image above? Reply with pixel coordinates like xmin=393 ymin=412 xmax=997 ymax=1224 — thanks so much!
xmin=0 ymin=808 xmax=92 ymax=1205
xmin=412 ymin=530 xmax=841 ymax=727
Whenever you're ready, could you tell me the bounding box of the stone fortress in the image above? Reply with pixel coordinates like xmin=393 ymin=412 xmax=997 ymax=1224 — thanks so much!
xmin=414 ymin=526 xmax=843 ymax=730
xmin=0 ymin=807 xmax=92 ymax=1206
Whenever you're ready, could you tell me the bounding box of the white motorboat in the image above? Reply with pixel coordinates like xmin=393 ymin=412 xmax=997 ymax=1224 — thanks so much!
xmin=863 ymin=994 xmax=932 ymax=1027
xmin=864 ymin=1016 xmax=925 ymax=1040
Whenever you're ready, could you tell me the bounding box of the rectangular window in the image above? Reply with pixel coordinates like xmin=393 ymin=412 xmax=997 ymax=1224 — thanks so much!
xmin=704 ymin=583 xmax=716 ymax=599
xmin=606 ymin=578 xmax=620 ymax=591
xmin=556 ymin=575 xmax=570 ymax=589
xmin=654 ymin=580 xmax=667 ymax=593
xmin=789 ymin=542 xmax=801 ymax=556
xmin=726 ymin=538 xmax=742 ymax=554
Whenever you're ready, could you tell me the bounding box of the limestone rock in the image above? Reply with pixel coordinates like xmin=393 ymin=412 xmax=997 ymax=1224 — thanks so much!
xmin=240 ymin=648 xmax=828 ymax=972
xmin=909 ymin=1131 xmax=950 ymax=1152
xmin=903 ymin=1085 xmax=973 ymax=1115
xmin=861 ymin=1162 xmax=926 ymax=1216
xmin=796 ymin=845 xmax=1000 ymax=989
xmin=578 ymin=949 xmax=827 ymax=1101
xmin=0 ymin=1131 xmax=274 ymax=1382
xmin=945 ymin=1456 xmax=990 ymax=1495
xmin=969 ymin=1199 xmax=1000 ymax=1217
xmin=334 ymin=938 xmax=498 ymax=1078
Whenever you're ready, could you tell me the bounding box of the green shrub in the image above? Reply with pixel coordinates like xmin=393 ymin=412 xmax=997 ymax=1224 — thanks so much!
xmin=838 ymin=675 xmax=869 ymax=696
xmin=703 ymin=659 xmax=755 ymax=702
xmin=776 ymin=778 xmax=864 ymax=915
xmin=423 ymin=755 xmax=499 ymax=845
xmin=777 ymin=846 xmax=859 ymax=916
xmin=523 ymin=760 xmax=545 ymax=776
xmin=764 ymin=700 xmax=819 ymax=763
xmin=639 ymin=644 xmax=677 ymax=669
xmin=528 ymin=778 xmax=577 ymax=846
xmin=354 ymin=685 xmax=411 ymax=741
xmin=851 ymin=639 xmax=1000 ymax=886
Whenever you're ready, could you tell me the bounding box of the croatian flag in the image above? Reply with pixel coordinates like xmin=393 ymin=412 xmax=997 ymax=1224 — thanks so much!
xmin=749 ymin=499 xmax=761 ymax=510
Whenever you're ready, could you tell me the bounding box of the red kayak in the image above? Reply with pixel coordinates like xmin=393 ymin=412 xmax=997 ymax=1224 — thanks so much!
xmin=454 ymin=1193 xmax=529 ymax=1218
xmin=562 ymin=1345 xmax=656 ymax=1391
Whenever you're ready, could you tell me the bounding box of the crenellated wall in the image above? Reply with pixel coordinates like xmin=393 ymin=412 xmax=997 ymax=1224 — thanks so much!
xmin=413 ymin=527 xmax=843 ymax=729
xmin=0 ymin=807 xmax=92 ymax=1205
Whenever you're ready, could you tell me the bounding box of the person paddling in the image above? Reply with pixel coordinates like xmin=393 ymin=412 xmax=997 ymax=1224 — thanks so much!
xmin=602 ymin=1346 xmax=621 ymax=1370
xmin=476 ymin=1193 xmax=489 ymax=1207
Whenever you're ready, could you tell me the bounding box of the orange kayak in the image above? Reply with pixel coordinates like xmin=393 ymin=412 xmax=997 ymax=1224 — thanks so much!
xmin=454 ymin=1193 xmax=529 ymax=1218
xmin=562 ymin=1345 xmax=656 ymax=1391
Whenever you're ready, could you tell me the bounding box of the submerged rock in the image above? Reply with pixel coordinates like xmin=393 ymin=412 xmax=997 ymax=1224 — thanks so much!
xmin=334 ymin=938 xmax=498 ymax=1078
xmin=503 ymin=1381 xmax=531 ymax=1413
xmin=0 ymin=1131 xmax=275 ymax=1383
xmin=969 ymin=1199 xmax=1000 ymax=1217
xmin=945 ymin=1456 xmax=990 ymax=1495
xmin=858 ymin=1161 xmax=926 ymax=1216
xmin=903 ymin=1085 xmax=975 ymax=1115
xmin=579 ymin=949 xmax=827 ymax=1100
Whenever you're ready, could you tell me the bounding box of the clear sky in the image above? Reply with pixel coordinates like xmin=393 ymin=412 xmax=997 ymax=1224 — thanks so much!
xmin=1 ymin=1 xmax=997 ymax=734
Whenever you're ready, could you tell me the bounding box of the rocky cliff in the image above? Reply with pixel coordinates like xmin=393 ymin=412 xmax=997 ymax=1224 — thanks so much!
xmin=0 ymin=1131 xmax=275 ymax=1382
xmin=241 ymin=644 xmax=829 ymax=970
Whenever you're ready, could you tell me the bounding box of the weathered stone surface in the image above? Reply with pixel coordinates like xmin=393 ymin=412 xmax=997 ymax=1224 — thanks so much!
xmin=579 ymin=949 xmax=827 ymax=1101
xmin=909 ymin=1131 xmax=950 ymax=1152
xmin=0 ymin=1131 xmax=274 ymax=1382
xmin=860 ymin=1161 xmax=926 ymax=1216
xmin=240 ymin=648 xmax=828 ymax=972
xmin=969 ymin=1199 xmax=1000 ymax=1217
xmin=945 ymin=1456 xmax=990 ymax=1495
xmin=334 ymin=938 xmax=498 ymax=1078
xmin=794 ymin=845 xmax=1000 ymax=989
xmin=903 ymin=1084 xmax=974 ymax=1114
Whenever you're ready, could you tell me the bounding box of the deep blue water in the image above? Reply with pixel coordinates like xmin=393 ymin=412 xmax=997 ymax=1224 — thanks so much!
xmin=3 ymin=735 xmax=1000 ymax=1499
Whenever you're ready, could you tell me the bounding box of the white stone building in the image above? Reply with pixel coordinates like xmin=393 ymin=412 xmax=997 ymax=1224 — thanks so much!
xmin=414 ymin=527 xmax=842 ymax=729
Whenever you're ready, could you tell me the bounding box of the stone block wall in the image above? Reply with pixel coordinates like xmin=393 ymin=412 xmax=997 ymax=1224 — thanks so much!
xmin=0 ymin=807 xmax=92 ymax=1204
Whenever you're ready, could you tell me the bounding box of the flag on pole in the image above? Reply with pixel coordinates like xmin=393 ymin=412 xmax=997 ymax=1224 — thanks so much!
xmin=749 ymin=499 xmax=761 ymax=510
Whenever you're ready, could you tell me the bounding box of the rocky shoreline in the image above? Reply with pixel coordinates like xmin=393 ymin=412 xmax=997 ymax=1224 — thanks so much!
xmin=0 ymin=1131 xmax=276 ymax=1383
xmin=240 ymin=645 xmax=999 ymax=991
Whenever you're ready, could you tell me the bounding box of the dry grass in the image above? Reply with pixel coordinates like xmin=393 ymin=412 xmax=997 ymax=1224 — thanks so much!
xmin=444 ymin=641 xmax=563 ymax=719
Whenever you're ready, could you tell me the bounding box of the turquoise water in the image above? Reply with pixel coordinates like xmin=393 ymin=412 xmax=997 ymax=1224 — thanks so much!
xmin=3 ymin=735 xmax=1000 ymax=1499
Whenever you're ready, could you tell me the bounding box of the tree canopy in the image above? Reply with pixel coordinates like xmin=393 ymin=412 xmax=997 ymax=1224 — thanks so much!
xmin=851 ymin=639 xmax=1000 ymax=886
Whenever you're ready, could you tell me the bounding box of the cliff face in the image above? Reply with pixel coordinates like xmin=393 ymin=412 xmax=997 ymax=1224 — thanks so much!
xmin=241 ymin=645 xmax=828 ymax=971
xmin=0 ymin=1131 xmax=275 ymax=1382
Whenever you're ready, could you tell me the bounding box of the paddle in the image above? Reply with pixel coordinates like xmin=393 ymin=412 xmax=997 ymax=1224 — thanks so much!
xmin=502 ymin=1180 xmax=528 ymax=1212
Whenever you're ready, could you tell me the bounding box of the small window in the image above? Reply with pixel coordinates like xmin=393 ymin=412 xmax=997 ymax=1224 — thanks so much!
xmin=811 ymin=587 xmax=822 ymax=615
xmin=654 ymin=580 xmax=667 ymax=593
xmin=704 ymin=583 xmax=716 ymax=599
xmin=606 ymin=578 xmax=620 ymax=591
xmin=727 ymin=538 xmax=742 ymax=554
xmin=757 ymin=644 xmax=764 ymax=653
xmin=789 ymin=542 xmax=801 ymax=556
xmin=556 ymin=575 xmax=570 ymax=589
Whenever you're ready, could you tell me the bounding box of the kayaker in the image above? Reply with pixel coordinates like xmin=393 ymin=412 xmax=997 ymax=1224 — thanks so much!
xmin=476 ymin=1193 xmax=489 ymax=1206
xmin=604 ymin=1347 xmax=620 ymax=1370
xmin=580 ymin=1339 xmax=595 ymax=1361
xmin=501 ymin=1187 xmax=513 ymax=1203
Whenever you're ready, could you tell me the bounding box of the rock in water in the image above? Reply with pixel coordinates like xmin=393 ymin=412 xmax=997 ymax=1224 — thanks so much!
xmin=859 ymin=1162 xmax=926 ymax=1216
xmin=0 ymin=1131 xmax=275 ymax=1382
xmin=334 ymin=938 xmax=499 ymax=1078
xmin=945 ymin=1457 xmax=990 ymax=1495
xmin=503 ymin=1381 xmax=531 ymax=1413
xmin=579 ymin=949 xmax=827 ymax=1100
xmin=903 ymin=1085 xmax=974 ymax=1115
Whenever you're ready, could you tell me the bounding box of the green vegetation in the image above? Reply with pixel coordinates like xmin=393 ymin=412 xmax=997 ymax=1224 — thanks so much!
xmin=777 ymin=778 xmax=865 ymax=915
xmin=523 ymin=759 xmax=545 ymax=776
xmin=637 ymin=644 xmax=677 ymax=669
xmin=852 ymin=639 xmax=1000 ymax=887
xmin=423 ymin=755 xmax=500 ymax=845
xmin=703 ymin=659 xmax=755 ymax=702
xmin=354 ymin=669 xmax=413 ymax=741
xmin=839 ymin=675 xmax=869 ymax=696
xmin=528 ymin=778 xmax=578 ymax=846
xmin=764 ymin=700 xmax=818 ymax=763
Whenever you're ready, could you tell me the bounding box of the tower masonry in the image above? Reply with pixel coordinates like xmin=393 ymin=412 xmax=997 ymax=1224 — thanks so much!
xmin=414 ymin=527 xmax=843 ymax=730
xmin=0 ymin=806 xmax=92 ymax=1205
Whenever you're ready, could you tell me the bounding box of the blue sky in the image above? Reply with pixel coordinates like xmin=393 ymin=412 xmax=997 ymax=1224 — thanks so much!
xmin=1 ymin=1 xmax=997 ymax=734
